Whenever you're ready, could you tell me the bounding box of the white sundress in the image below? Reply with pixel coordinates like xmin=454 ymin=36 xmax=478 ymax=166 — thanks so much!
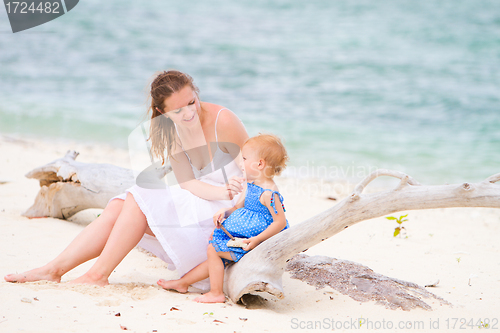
xmin=110 ymin=108 xmax=243 ymax=289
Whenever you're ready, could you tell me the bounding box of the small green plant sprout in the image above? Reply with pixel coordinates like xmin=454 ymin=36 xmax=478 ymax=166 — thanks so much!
xmin=203 ymin=312 xmax=214 ymax=317
xmin=456 ymin=257 xmax=461 ymax=264
xmin=385 ymin=214 xmax=408 ymax=237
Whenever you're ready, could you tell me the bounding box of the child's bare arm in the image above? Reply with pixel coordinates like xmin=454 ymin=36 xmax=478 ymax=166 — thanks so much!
xmin=242 ymin=191 xmax=287 ymax=250
xmin=232 ymin=182 xmax=247 ymax=210
xmin=212 ymin=184 xmax=247 ymax=226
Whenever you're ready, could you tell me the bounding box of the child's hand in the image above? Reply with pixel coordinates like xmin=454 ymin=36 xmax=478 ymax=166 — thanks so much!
xmin=213 ymin=208 xmax=227 ymax=227
xmin=225 ymin=176 xmax=245 ymax=200
xmin=242 ymin=237 xmax=261 ymax=251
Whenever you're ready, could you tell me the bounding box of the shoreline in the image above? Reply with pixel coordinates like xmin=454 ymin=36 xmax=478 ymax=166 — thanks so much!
xmin=4 ymin=129 xmax=495 ymax=188
xmin=1 ymin=134 xmax=499 ymax=332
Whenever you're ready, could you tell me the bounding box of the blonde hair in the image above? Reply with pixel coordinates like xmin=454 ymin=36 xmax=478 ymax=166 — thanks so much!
xmin=148 ymin=70 xmax=200 ymax=164
xmin=245 ymin=133 xmax=288 ymax=177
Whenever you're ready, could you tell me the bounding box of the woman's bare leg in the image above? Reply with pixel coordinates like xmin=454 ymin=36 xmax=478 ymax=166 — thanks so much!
xmin=157 ymin=261 xmax=209 ymax=293
xmin=69 ymin=193 xmax=150 ymax=286
xmin=4 ymin=199 xmax=125 ymax=283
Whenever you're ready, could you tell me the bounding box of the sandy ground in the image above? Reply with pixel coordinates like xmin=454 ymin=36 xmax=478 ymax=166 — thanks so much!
xmin=0 ymin=134 xmax=499 ymax=332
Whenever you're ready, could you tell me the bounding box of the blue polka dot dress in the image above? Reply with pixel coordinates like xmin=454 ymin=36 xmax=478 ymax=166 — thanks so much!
xmin=210 ymin=182 xmax=289 ymax=262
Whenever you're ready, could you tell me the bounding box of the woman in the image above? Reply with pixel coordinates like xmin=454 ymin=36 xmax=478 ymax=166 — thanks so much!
xmin=4 ymin=70 xmax=249 ymax=288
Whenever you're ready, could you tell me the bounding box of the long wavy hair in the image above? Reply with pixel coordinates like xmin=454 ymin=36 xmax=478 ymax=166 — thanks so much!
xmin=148 ymin=70 xmax=200 ymax=164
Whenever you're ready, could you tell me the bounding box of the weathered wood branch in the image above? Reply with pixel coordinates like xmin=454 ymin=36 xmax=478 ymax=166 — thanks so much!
xmin=285 ymin=254 xmax=451 ymax=311
xmin=225 ymin=170 xmax=500 ymax=303
xmin=23 ymin=151 xmax=172 ymax=219
xmin=486 ymin=173 xmax=500 ymax=184
xmin=23 ymin=154 xmax=500 ymax=308
xmin=23 ymin=151 xmax=136 ymax=219
xmin=352 ymin=169 xmax=421 ymax=195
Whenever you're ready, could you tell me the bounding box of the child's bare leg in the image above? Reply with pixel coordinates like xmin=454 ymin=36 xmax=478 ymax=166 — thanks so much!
xmin=4 ymin=199 xmax=124 ymax=283
xmin=194 ymin=245 xmax=232 ymax=303
xmin=157 ymin=261 xmax=209 ymax=293
xmin=69 ymin=193 xmax=150 ymax=286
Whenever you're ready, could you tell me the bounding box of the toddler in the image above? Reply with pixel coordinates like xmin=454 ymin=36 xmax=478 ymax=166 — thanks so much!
xmin=158 ymin=133 xmax=289 ymax=303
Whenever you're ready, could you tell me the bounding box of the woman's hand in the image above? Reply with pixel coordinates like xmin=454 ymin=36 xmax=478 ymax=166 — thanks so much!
xmin=242 ymin=237 xmax=261 ymax=251
xmin=224 ymin=176 xmax=245 ymax=200
xmin=213 ymin=208 xmax=227 ymax=227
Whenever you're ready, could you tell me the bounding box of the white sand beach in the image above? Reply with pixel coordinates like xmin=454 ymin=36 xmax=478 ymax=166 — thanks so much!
xmin=1 ymin=135 xmax=499 ymax=332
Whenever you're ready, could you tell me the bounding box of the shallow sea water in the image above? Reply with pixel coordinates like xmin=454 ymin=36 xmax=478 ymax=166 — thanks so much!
xmin=0 ymin=0 xmax=499 ymax=184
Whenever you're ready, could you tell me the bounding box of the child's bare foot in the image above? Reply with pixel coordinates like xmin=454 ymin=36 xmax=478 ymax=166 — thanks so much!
xmin=4 ymin=266 xmax=62 ymax=283
xmin=67 ymin=272 xmax=108 ymax=287
xmin=194 ymin=291 xmax=226 ymax=303
xmin=157 ymin=279 xmax=189 ymax=293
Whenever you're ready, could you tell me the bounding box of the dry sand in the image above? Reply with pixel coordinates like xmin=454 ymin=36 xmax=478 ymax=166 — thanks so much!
xmin=1 ymin=135 xmax=499 ymax=332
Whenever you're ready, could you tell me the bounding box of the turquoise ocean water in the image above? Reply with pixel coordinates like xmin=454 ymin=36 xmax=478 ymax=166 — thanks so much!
xmin=1 ymin=0 xmax=499 ymax=185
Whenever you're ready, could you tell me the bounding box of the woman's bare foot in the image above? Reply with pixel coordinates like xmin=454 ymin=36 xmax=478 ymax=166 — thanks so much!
xmin=4 ymin=266 xmax=62 ymax=283
xmin=157 ymin=279 xmax=189 ymax=293
xmin=194 ymin=291 xmax=226 ymax=303
xmin=67 ymin=272 xmax=109 ymax=287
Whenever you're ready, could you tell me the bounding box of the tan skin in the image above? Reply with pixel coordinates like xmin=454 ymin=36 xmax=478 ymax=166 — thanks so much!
xmin=158 ymin=142 xmax=287 ymax=303
xmin=162 ymin=86 xmax=247 ymax=200
xmin=4 ymin=85 xmax=249 ymax=286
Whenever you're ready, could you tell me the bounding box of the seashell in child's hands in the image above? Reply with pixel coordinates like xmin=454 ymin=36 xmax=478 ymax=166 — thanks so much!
xmin=227 ymin=237 xmax=248 ymax=248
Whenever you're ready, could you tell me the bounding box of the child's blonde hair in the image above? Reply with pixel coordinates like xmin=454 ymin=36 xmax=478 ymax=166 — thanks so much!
xmin=244 ymin=133 xmax=288 ymax=177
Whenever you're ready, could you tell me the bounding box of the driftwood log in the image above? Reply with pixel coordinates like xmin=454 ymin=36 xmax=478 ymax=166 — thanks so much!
xmin=23 ymin=150 xmax=172 ymax=219
xmin=285 ymin=254 xmax=451 ymax=311
xmin=224 ymin=170 xmax=500 ymax=303
xmin=23 ymin=153 xmax=500 ymax=306
xmin=23 ymin=151 xmax=135 ymax=219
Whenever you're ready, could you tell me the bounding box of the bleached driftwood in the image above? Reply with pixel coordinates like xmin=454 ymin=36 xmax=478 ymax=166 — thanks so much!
xmin=22 ymin=154 xmax=500 ymax=307
xmin=224 ymin=170 xmax=500 ymax=303
xmin=285 ymin=254 xmax=451 ymax=311
xmin=23 ymin=151 xmax=136 ymax=219
xmin=23 ymin=151 xmax=173 ymax=219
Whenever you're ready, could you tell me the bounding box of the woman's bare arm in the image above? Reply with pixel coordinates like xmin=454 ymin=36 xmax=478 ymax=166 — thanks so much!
xmin=170 ymin=109 xmax=248 ymax=201
xmin=169 ymin=144 xmax=242 ymax=201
